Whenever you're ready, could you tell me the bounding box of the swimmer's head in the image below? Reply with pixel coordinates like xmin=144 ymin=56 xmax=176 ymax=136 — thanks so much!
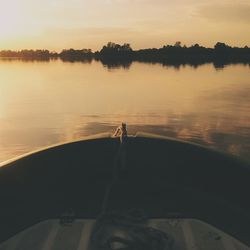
xmin=122 ymin=123 xmax=126 ymax=129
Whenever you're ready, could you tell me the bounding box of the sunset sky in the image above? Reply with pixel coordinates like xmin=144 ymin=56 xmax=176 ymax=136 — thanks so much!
xmin=0 ymin=0 xmax=250 ymax=51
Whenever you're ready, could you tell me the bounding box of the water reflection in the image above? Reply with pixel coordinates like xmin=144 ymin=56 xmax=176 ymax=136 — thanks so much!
xmin=72 ymin=112 xmax=250 ymax=161
xmin=0 ymin=60 xmax=250 ymax=163
xmin=60 ymin=57 xmax=93 ymax=64
xmin=97 ymin=58 xmax=250 ymax=70
xmin=0 ymin=57 xmax=54 ymax=63
xmin=1 ymin=57 xmax=250 ymax=70
xmin=97 ymin=58 xmax=132 ymax=70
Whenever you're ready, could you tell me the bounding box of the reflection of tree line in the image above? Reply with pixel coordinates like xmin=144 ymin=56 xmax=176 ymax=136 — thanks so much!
xmin=1 ymin=42 xmax=250 ymax=69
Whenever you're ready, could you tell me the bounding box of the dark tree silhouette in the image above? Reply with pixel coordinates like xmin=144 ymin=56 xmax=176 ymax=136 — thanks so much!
xmin=214 ymin=42 xmax=231 ymax=50
xmin=60 ymin=48 xmax=92 ymax=60
xmin=174 ymin=41 xmax=182 ymax=47
xmin=97 ymin=42 xmax=133 ymax=58
xmin=1 ymin=42 xmax=250 ymax=69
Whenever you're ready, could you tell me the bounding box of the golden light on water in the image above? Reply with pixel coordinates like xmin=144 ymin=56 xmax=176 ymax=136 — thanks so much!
xmin=0 ymin=60 xmax=250 ymax=162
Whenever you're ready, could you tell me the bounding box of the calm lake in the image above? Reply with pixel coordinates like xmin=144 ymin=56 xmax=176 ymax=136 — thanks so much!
xmin=0 ymin=59 xmax=250 ymax=163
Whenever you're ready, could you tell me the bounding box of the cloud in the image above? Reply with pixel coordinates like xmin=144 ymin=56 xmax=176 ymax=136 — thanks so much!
xmin=198 ymin=3 xmax=250 ymax=23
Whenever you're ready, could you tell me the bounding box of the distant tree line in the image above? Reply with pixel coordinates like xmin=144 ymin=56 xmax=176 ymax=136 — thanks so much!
xmin=134 ymin=42 xmax=250 ymax=61
xmin=0 ymin=49 xmax=53 ymax=58
xmin=1 ymin=42 xmax=250 ymax=65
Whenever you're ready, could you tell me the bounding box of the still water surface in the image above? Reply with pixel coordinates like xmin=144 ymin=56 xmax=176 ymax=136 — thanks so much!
xmin=0 ymin=59 xmax=250 ymax=163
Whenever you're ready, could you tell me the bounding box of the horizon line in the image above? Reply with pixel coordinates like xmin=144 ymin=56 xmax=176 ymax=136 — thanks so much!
xmin=1 ymin=41 xmax=250 ymax=53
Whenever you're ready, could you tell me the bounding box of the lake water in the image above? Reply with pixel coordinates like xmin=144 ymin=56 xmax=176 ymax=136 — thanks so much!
xmin=0 ymin=59 xmax=250 ymax=163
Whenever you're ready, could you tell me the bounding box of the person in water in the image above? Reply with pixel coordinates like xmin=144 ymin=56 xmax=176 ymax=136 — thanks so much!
xmin=113 ymin=123 xmax=128 ymax=172
xmin=113 ymin=123 xmax=127 ymax=144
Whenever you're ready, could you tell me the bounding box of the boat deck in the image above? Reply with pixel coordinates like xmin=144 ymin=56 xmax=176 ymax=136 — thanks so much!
xmin=0 ymin=219 xmax=248 ymax=250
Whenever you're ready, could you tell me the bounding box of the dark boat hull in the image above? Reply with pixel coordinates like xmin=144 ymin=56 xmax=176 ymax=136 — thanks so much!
xmin=0 ymin=134 xmax=250 ymax=246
